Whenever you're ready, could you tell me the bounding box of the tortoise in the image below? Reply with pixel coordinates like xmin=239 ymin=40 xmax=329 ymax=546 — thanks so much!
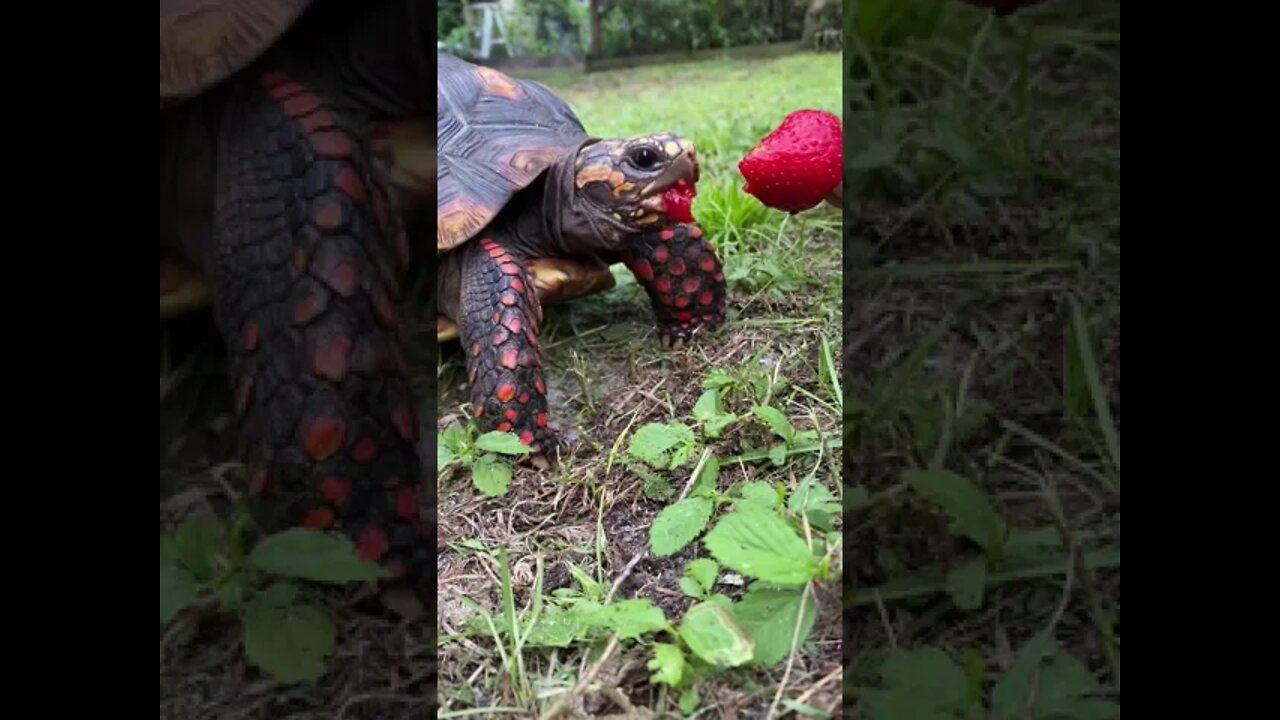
xmin=160 ymin=0 xmax=437 ymax=590
xmin=435 ymin=52 xmax=727 ymax=456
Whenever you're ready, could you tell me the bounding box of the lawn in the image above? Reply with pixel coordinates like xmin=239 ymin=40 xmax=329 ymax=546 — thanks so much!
xmin=435 ymin=51 xmax=846 ymax=717
xmin=841 ymin=0 xmax=1120 ymax=716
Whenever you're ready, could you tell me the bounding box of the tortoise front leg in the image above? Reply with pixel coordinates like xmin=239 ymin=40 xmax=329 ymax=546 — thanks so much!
xmin=455 ymin=238 xmax=553 ymax=454
xmin=621 ymin=223 xmax=728 ymax=348
xmin=209 ymin=70 xmax=428 ymax=587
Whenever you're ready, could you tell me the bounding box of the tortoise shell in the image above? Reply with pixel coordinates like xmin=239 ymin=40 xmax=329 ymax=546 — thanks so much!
xmin=160 ymin=0 xmax=315 ymax=105
xmin=436 ymin=53 xmax=591 ymax=251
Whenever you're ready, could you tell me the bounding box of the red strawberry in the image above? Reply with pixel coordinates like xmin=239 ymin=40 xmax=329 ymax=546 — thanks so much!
xmin=739 ymin=109 xmax=842 ymax=214
xmin=661 ymin=180 xmax=698 ymax=224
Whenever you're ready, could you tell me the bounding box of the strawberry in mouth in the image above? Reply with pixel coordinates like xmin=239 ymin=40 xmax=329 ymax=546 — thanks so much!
xmin=661 ymin=180 xmax=698 ymax=224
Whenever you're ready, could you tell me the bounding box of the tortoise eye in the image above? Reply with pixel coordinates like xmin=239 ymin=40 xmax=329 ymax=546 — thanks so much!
xmin=629 ymin=147 xmax=661 ymax=170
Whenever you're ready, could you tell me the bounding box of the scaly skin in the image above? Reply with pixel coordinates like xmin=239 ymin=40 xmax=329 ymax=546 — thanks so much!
xmin=456 ymin=237 xmax=552 ymax=453
xmin=210 ymin=69 xmax=428 ymax=586
xmin=446 ymin=221 xmax=727 ymax=453
xmin=622 ymin=223 xmax=727 ymax=347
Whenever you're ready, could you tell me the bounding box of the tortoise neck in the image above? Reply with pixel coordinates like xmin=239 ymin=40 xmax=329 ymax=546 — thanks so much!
xmin=530 ymin=152 xmax=631 ymax=259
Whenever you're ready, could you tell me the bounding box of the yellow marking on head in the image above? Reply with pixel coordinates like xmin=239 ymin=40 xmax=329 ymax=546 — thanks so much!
xmin=575 ymin=165 xmax=616 ymax=188
xmin=664 ymin=141 xmax=681 ymax=157
xmin=678 ymin=139 xmax=696 ymax=155
xmin=635 ymin=213 xmax=661 ymax=226
xmin=474 ymin=66 xmax=524 ymax=100
xmin=612 ymin=181 xmax=636 ymax=199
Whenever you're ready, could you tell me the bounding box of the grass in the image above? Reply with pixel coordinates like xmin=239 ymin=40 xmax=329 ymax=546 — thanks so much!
xmin=436 ymin=51 xmax=845 ymax=717
xmin=842 ymin=0 xmax=1120 ymax=717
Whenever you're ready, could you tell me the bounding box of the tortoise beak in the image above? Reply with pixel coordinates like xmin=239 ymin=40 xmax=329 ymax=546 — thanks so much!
xmin=641 ymin=150 xmax=699 ymax=196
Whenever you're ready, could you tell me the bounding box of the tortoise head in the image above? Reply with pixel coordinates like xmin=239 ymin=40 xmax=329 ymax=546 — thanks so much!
xmin=571 ymin=133 xmax=699 ymax=232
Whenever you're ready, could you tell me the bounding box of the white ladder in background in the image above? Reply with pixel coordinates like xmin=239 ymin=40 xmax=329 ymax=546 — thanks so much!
xmin=466 ymin=1 xmax=513 ymax=60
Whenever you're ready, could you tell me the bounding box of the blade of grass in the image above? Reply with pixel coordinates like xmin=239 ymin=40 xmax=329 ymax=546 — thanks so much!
xmin=1069 ymin=296 xmax=1120 ymax=482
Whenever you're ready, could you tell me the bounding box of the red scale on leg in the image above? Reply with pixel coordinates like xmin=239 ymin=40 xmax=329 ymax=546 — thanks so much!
xmin=304 ymin=506 xmax=336 ymax=530
xmin=356 ymin=526 xmax=389 ymax=563
xmin=497 ymin=384 xmax=517 ymax=403
xmin=690 ymin=226 xmax=704 ymax=239
xmin=518 ymin=392 xmax=531 ymax=404
xmin=536 ymin=412 xmax=549 ymax=429
xmin=269 ymin=80 xmax=305 ymax=99
xmin=631 ymin=259 xmax=654 ymax=281
xmin=500 ymin=263 xmax=522 ymax=276
xmin=299 ymin=110 xmax=336 ymax=134
xmin=699 ymin=292 xmax=715 ymax=306
xmin=352 ymin=437 xmax=379 ymax=464
xmin=320 ymin=476 xmax=352 ymax=505
xmin=683 ymin=277 xmax=702 ymax=293
xmin=699 ymin=257 xmax=717 ymax=273
xmin=314 ymin=200 xmax=344 ymax=232
xmin=302 ymin=415 xmax=346 ymax=460
xmin=335 ymin=167 xmax=366 ymax=202
xmin=311 ymin=131 xmax=352 ymax=159
xmin=493 ymin=329 xmax=510 ymax=345
xmin=396 ymin=487 xmax=418 ymax=521
xmin=313 ymin=335 xmax=353 ymax=382
xmin=503 ymin=312 xmax=523 ymax=333
xmin=660 ymin=229 xmax=675 ymax=241
xmin=501 ymin=292 xmax=517 ymax=307
xmin=520 ymin=430 xmax=535 ymax=446
xmin=653 ymin=247 xmax=669 ymax=264
xmin=496 ymin=421 xmax=513 ymax=432
xmin=505 ymin=409 xmax=519 ymax=423
xmin=535 ymin=377 xmax=547 ymax=395
xmin=510 ymin=278 xmax=525 ymax=293
xmin=392 ymin=404 xmax=417 ymax=443
xmin=668 ymin=259 xmax=687 ymax=276
xmin=500 ymin=349 xmax=519 ymax=369
xmin=675 ymin=297 xmax=690 ymax=309
xmin=282 ymin=92 xmax=321 ymax=118
xmin=655 ymin=278 xmax=671 ymax=294
xmin=261 ymin=71 xmax=289 ymax=88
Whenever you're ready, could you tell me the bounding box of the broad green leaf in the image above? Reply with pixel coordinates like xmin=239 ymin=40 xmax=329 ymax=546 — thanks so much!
xmin=649 ymin=497 xmax=714 ymax=557
xmin=629 ymin=423 xmax=697 ymax=469
xmin=905 ymin=469 xmax=1007 ymax=551
xmin=881 ymin=648 xmax=967 ymax=703
xmin=648 ymin=643 xmax=685 ymax=687
xmin=678 ymin=689 xmax=700 ymax=714
xmin=593 ymin=598 xmax=668 ymax=639
xmin=567 ymin=562 xmax=604 ymax=599
xmin=991 ymin=631 xmax=1118 ymax=720
xmin=789 ymin=476 xmax=843 ymax=517
xmin=686 ymin=558 xmax=720 ymax=592
xmin=702 ymin=369 xmax=735 ymax=390
xmin=160 ymin=563 xmax=200 ymax=625
xmin=691 ymin=454 xmax=720 ymax=498
xmin=946 ymin=560 xmax=988 ymax=611
xmin=767 ymin=444 xmax=788 ymax=466
xmin=163 ymin=516 xmax=228 ymax=582
xmin=248 ymin=528 xmax=388 ymax=583
xmin=474 ymin=431 xmax=533 ymax=455
xmin=440 ymin=425 xmax=466 ymax=453
xmin=525 ymin=606 xmax=594 ymax=648
xmin=472 ymin=455 xmax=512 ymax=497
xmin=845 ymin=484 xmax=871 ymax=512
xmin=703 ymin=507 xmax=817 ymax=585
xmin=679 ymin=577 xmax=704 ymax=598
xmin=736 ymin=481 xmax=780 ymax=510
xmin=242 ymin=591 xmax=335 ymax=684
xmin=437 ymin=440 xmax=457 ymax=472
xmin=693 ymin=389 xmax=720 ymax=423
xmin=752 ymin=406 xmax=795 ymax=442
xmin=733 ymin=586 xmax=817 ymax=667
xmin=705 ymin=413 xmax=738 ymax=439
xmin=678 ymin=601 xmax=754 ymax=668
